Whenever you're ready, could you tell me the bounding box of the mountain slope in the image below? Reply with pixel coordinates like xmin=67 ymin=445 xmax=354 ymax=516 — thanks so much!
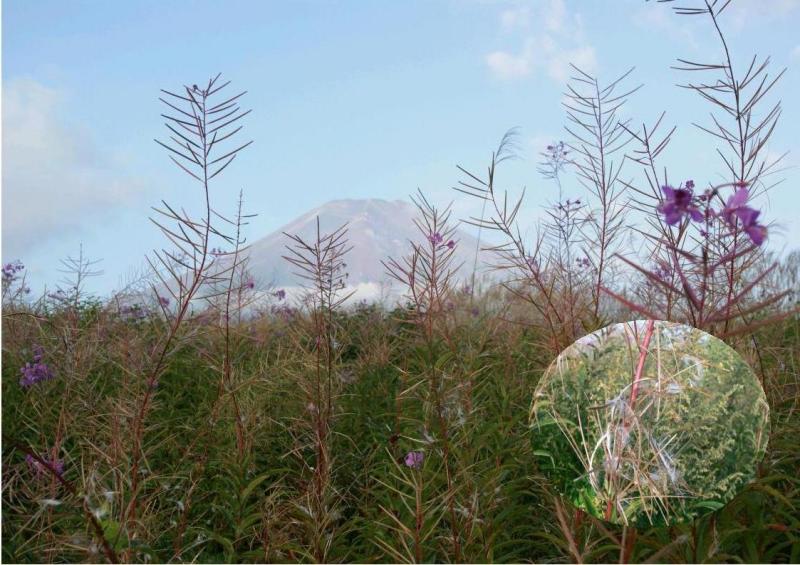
xmin=244 ymin=198 xmax=490 ymax=290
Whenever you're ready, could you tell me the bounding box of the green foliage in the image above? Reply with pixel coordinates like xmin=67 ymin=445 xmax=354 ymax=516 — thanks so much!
xmin=2 ymin=303 xmax=798 ymax=563
xmin=531 ymin=321 xmax=771 ymax=527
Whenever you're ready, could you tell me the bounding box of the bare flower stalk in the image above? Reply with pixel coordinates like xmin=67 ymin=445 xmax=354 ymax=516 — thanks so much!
xmin=126 ymin=74 xmax=251 ymax=534
xmin=563 ymin=65 xmax=640 ymax=321
xmin=282 ymin=217 xmax=352 ymax=562
xmin=455 ymin=131 xmax=570 ymax=350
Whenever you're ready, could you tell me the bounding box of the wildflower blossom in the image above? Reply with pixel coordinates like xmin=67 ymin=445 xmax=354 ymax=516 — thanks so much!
xmin=657 ymin=183 xmax=703 ymax=225
xmin=653 ymin=260 xmax=673 ymax=283
xmin=2 ymin=260 xmax=24 ymax=283
xmin=120 ymin=304 xmax=147 ymax=321
xmin=274 ymin=289 xmax=286 ymax=300
xmin=544 ymin=141 xmax=569 ymax=169
xmin=26 ymin=453 xmax=65 ymax=478
xmin=429 ymin=232 xmax=443 ymax=245
xmin=576 ymin=257 xmax=591 ymax=269
xmin=446 ymin=239 xmax=456 ymax=249
xmin=158 ymin=296 xmax=170 ymax=308
xmin=558 ymin=198 xmax=582 ymax=213
xmin=404 ymin=451 xmax=424 ymax=470
xmin=719 ymin=186 xmax=767 ymax=245
xmin=20 ymin=348 xmax=55 ymax=388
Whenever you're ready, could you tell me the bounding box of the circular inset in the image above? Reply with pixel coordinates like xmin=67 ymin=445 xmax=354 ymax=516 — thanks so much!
xmin=530 ymin=320 xmax=769 ymax=527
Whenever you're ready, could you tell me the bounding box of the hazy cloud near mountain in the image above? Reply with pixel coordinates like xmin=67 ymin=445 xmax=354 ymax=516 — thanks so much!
xmin=2 ymin=79 xmax=145 ymax=259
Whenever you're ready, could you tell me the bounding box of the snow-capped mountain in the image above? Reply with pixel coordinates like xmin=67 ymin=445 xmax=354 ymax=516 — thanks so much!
xmin=243 ymin=198 xmax=491 ymax=295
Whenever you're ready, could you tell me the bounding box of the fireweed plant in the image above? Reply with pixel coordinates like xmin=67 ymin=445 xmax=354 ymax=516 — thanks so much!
xmin=2 ymin=3 xmax=799 ymax=564
xmin=382 ymin=191 xmax=466 ymax=562
xmin=611 ymin=0 xmax=798 ymax=338
xmin=450 ymin=0 xmax=797 ymax=561
xmin=3 ymin=74 xmax=257 ymax=562
xmin=378 ymin=191 xmax=533 ymax=562
xmin=279 ymin=217 xmax=353 ymax=562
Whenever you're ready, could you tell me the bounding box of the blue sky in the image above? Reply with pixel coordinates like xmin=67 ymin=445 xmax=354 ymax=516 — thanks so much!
xmin=3 ymin=0 xmax=799 ymax=295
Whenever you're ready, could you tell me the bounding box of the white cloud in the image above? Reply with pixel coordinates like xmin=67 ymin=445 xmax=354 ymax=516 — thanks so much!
xmin=636 ymin=0 xmax=799 ymax=38
xmin=486 ymin=40 xmax=535 ymax=79
xmin=547 ymin=44 xmax=596 ymax=83
xmin=2 ymin=79 xmax=145 ymax=259
xmin=486 ymin=0 xmax=596 ymax=83
xmin=500 ymin=5 xmax=531 ymax=31
xmin=726 ymin=0 xmax=799 ymax=29
xmin=544 ymin=0 xmax=567 ymax=33
xmin=631 ymin=3 xmax=701 ymax=51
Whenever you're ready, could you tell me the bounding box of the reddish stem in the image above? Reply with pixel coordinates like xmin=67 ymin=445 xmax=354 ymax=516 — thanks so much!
xmin=605 ymin=320 xmax=656 ymax=522
xmin=629 ymin=319 xmax=656 ymax=412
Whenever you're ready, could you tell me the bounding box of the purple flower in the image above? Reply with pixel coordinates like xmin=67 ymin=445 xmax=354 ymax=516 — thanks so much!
xmin=545 ymin=141 xmax=568 ymax=160
xmin=25 ymin=454 xmax=64 ymax=478
xmin=720 ymin=187 xmax=767 ymax=245
xmin=720 ymin=186 xmax=749 ymax=225
xmin=274 ymin=289 xmax=286 ymax=300
xmin=576 ymin=257 xmax=591 ymax=269
xmin=404 ymin=451 xmax=424 ymax=470
xmin=2 ymin=260 xmax=24 ymax=283
xmin=652 ymin=260 xmax=673 ymax=283
xmin=657 ymin=184 xmax=704 ymax=226
xmin=446 ymin=239 xmax=456 ymax=250
xmin=120 ymin=304 xmax=147 ymax=321
xmin=158 ymin=296 xmax=170 ymax=308
xmin=429 ymin=232 xmax=443 ymax=245
xmin=736 ymin=207 xmax=767 ymax=245
xmin=20 ymin=352 xmax=55 ymax=388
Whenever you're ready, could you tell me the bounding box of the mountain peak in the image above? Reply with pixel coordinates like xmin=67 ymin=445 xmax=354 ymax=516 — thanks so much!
xmin=244 ymin=198 xmax=483 ymax=289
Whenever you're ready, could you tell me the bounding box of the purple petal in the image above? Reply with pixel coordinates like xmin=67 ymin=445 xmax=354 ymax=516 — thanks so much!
xmin=745 ymin=224 xmax=766 ymax=245
xmin=688 ymin=208 xmax=704 ymax=222
xmin=735 ymin=206 xmax=760 ymax=227
xmin=727 ymin=187 xmax=750 ymax=209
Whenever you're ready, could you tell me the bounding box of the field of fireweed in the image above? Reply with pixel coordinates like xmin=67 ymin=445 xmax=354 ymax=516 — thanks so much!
xmin=2 ymin=2 xmax=800 ymax=563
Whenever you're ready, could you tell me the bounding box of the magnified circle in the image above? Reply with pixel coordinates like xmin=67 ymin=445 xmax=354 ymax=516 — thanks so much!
xmin=530 ymin=320 xmax=769 ymax=527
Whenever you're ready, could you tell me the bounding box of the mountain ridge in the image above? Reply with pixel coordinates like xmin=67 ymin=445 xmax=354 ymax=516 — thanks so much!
xmin=244 ymin=198 xmax=490 ymax=291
